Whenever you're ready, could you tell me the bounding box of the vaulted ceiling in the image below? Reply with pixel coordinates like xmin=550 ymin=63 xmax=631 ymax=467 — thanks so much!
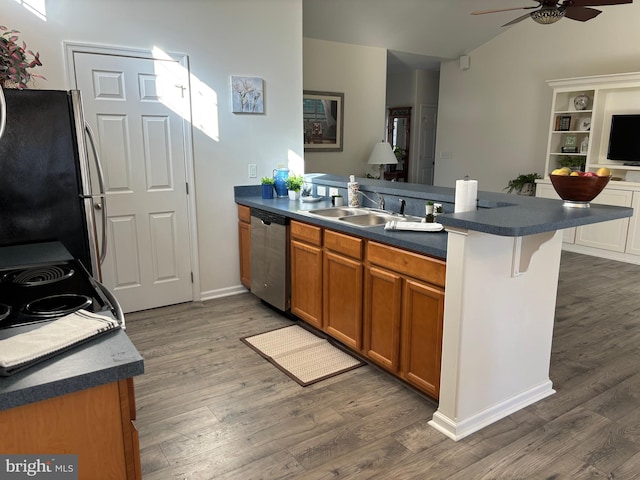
xmin=302 ymin=0 xmax=623 ymax=71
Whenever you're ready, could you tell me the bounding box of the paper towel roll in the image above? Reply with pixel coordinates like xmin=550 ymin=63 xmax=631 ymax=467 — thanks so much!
xmin=454 ymin=179 xmax=478 ymax=213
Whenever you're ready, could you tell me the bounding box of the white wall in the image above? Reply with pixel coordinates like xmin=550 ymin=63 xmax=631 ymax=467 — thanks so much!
xmin=387 ymin=65 xmax=415 ymax=108
xmin=435 ymin=2 xmax=640 ymax=193
xmin=303 ymin=39 xmax=387 ymax=177
xmin=0 ymin=0 xmax=303 ymax=300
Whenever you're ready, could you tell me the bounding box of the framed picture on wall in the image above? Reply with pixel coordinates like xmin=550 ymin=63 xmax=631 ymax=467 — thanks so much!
xmin=231 ymin=76 xmax=264 ymax=113
xmin=303 ymin=91 xmax=344 ymax=151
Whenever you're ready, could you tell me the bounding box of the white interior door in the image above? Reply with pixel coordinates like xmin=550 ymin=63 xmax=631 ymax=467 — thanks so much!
xmin=73 ymin=52 xmax=193 ymax=313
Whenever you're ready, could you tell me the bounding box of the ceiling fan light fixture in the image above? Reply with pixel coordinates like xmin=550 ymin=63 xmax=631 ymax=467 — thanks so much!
xmin=530 ymin=6 xmax=566 ymax=24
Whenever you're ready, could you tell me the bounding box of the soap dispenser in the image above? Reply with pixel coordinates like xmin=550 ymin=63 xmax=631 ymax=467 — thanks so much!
xmin=347 ymin=175 xmax=359 ymax=207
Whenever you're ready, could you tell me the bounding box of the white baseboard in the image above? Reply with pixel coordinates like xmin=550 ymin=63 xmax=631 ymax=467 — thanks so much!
xmin=200 ymin=285 xmax=249 ymax=302
xmin=428 ymin=381 xmax=555 ymax=441
xmin=563 ymin=243 xmax=640 ymax=265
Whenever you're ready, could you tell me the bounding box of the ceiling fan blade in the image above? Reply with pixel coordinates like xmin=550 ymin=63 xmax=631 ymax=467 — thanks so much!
xmin=565 ymin=5 xmax=603 ymax=20
xmin=471 ymin=5 xmax=539 ymax=15
xmin=502 ymin=11 xmax=537 ymax=26
xmin=566 ymin=0 xmax=632 ymax=6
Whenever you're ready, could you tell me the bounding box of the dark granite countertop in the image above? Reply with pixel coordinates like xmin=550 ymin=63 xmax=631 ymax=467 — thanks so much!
xmin=235 ymin=174 xmax=633 ymax=260
xmin=0 ymin=327 xmax=144 ymax=412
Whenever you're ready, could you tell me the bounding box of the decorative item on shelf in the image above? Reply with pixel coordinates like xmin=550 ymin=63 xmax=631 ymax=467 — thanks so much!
xmin=260 ymin=177 xmax=275 ymax=199
xmin=562 ymin=135 xmax=578 ymax=153
xmin=557 ymin=115 xmax=572 ymax=131
xmin=0 ymin=26 xmax=45 ymax=89
xmin=578 ymin=118 xmax=591 ymax=131
xmin=367 ymin=141 xmax=397 ymax=179
xmin=285 ymin=174 xmax=304 ymax=201
xmin=573 ymin=93 xmax=590 ymax=111
xmin=580 ymin=136 xmax=589 ymax=154
xmin=504 ymin=173 xmax=542 ymax=196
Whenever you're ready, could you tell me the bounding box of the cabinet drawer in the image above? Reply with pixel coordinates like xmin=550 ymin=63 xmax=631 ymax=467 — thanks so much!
xmin=367 ymin=241 xmax=445 ymax=287
xmin=324 ymin=229 xmax=363 ymax=260
xmin=237 ymin=204 xmax=251 ymax=223
xmin=291 ymin=220 xmax=322 ymax=246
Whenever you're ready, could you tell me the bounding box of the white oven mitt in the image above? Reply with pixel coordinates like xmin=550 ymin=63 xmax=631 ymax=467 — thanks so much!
xmin=0 ymin=309 xmax=120 ymax=375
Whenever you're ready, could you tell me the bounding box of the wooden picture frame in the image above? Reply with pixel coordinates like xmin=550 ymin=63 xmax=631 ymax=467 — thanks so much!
xmin=303 ymin=91 xmax=344 ymax=151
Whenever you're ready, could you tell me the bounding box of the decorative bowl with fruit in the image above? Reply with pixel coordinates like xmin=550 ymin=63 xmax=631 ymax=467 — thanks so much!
xmin=549 ymin=167 xmax=612 ymax=208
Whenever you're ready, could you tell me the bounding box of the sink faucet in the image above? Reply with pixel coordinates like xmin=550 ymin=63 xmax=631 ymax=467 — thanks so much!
xmin=376 ymin=193 xmax=385 ymax=210
xmin=399 ymin=198 xmax=406 ymax=216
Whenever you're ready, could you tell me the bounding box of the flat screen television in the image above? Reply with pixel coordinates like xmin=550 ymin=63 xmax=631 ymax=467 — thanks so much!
xmin=607 ymin=114 xmax=640 ymax=163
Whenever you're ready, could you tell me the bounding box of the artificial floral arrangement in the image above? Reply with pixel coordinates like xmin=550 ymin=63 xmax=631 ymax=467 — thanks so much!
xmin=0 ymin=26 xmax=44 ymax=89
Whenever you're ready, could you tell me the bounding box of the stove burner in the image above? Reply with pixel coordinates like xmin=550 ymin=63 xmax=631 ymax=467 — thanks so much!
xmin=24 ymin=294 xmax=92 ymax=318
xmin=0 ymin=304 xmax=10 ymax=322
xmin=3 ymin=265 xmax=75 ymax=286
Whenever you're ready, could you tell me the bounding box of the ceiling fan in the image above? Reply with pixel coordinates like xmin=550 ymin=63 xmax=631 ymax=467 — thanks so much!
xmin=471 ymin=0 xmax=633 ymax=27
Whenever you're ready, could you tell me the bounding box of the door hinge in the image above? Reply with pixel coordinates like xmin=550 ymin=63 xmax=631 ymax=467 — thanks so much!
xmin=191 ymin=272 xmax=194 ymax=283
xmin=186 ymin=182 xmax=189 ymax=194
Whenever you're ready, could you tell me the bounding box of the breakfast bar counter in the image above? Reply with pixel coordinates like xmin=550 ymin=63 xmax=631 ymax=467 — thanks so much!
xmin=236 ymin=175 xmax=632 ymax=440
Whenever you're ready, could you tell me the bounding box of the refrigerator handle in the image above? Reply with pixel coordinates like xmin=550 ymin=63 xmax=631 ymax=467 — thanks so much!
xmin=0 ymin=85 xmax=6 ymax=140
xmin=85 ymin=123 xmax=108 ymax=264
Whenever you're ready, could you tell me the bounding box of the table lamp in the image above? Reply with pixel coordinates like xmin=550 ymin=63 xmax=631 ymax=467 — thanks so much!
xmin=368 ymin=141 xmax=397 ymax=179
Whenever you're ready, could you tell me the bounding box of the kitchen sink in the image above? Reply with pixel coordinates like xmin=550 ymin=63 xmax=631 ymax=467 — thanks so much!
xmin=305 ymin=207 xmax=370 ymax=218
xmin=300 ymin=206 xmax=422 ymax=227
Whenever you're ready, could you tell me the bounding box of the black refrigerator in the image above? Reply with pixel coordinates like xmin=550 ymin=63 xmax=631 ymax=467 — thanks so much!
xmin=0 ymin=89 xmax=106 ymax=277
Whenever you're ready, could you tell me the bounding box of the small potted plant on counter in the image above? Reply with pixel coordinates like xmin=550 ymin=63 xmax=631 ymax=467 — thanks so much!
xmin=260 ymin=176 xmax=275 ymax=199
xmin=504 ymin=173 xmax=542 ymax=196
xmin=285 ymin=174 xmax=304 ymax=200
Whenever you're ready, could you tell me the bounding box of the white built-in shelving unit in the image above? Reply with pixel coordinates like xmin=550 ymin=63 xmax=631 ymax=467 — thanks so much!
xmin=538 ymin=72 xmax=640 ymax=264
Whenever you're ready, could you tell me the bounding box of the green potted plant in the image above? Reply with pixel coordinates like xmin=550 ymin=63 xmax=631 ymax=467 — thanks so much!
xmin=285 ymin=174 xmax=304 ymax=200
xmin=260 ymin=176 xmax=275 ymax=199
xmin=0 ymin=26 xmax=45 ymax=88
xmin=558 ymin=156 xmax=586 ymax=171
xmin=504 ymin=173 xmax=542 ymax=196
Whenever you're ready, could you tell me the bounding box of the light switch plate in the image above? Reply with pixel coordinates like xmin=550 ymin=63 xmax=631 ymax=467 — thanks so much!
xmin=248 ymin=164 xmax=257 ymax=178
xmin=317 ymin=186 xmax=326 ymax=196
xmin=329 ymin=187 xmax=339 ymax=197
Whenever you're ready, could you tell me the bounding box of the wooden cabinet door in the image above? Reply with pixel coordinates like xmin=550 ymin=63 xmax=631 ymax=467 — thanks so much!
xmin=290 ymin=239 xmax=323 ymax=329
xmin=401 ymin=278 xmax=445 ymax=398
xmin=0 ymin=379 xmax=140 ymax=480
xmin=363 ymin=265 xmax=402 ymax=372
xmin=237 ymin=205 xmax=251 ymax=289
xmin=575 ymin=189 xmax=632 ymax=252
xmin=238 ymin=220 xmax=251 ymax=289
xmin=323 ymin=250 xmax=363 ymax=349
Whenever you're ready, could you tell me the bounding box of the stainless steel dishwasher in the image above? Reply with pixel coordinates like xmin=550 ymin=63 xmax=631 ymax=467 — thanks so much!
xmin=250 ymin=208 xmax=290 ymax=311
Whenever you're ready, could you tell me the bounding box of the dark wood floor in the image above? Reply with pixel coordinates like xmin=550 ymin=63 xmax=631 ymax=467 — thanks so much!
xmin=125 ymin=251 xmax=640 ymax=479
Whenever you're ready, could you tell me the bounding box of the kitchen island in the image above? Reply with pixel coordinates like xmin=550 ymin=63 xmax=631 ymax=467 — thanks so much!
xmin=0 ymin=328 xmax=144 ymax=479
xmin=235 ymin=175 xmax=632 ymax=440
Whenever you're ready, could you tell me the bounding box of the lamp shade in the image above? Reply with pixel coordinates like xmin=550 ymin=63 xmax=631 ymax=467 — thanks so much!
xmin=530 ymin=7 xmax=565 ymax=24
xmin=368 ymin=141 xmax=397 ymax=165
